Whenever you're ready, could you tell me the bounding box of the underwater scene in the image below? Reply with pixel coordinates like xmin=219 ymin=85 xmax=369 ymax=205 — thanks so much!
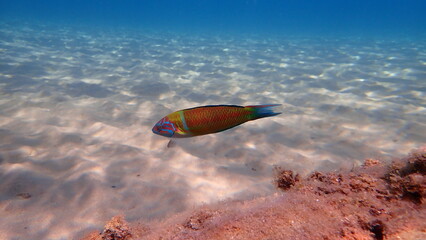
xmin=0 ymin=1 xmax=425 ymax=239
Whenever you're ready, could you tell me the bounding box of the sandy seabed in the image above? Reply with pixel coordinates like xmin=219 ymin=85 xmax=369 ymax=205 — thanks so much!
xmin=0 ymin=22 xmax=425 ymax=239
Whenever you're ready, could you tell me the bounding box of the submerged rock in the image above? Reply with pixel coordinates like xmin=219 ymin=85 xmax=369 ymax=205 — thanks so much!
xmin=82 ymin=149 xmax=426 ymax=240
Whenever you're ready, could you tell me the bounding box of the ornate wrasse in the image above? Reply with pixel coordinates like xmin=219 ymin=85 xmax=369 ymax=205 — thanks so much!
xmin=152 ymin=104 xmax=281 ymax=138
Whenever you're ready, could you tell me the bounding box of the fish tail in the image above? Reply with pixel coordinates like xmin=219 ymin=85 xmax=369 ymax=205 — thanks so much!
xmin=245 ymin=104 xmax=282 ymax=120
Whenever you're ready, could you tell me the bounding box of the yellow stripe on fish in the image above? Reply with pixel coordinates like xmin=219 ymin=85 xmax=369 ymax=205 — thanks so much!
xmin=152 ymin=104 xmax=281 ymax=138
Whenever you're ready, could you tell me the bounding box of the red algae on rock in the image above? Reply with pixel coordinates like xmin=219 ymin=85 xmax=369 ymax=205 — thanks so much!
xmin=386 ymin=151 xmax=426 ymax=204
xmin=84 ymin=216 xmax=133 ymax=240
xmin=273 ymin=167 xmax=300 ymax=191
xmin=81 ymin=149 xmax=426 ymax=240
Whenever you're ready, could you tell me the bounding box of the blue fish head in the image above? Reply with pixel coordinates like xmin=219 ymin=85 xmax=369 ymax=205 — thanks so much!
xmin=152 ymin=117 xmax=176 ymax=138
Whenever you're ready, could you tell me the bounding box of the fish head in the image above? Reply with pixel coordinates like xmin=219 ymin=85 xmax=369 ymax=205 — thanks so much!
xmin=152 ymin=117 xmax=177 ymax=138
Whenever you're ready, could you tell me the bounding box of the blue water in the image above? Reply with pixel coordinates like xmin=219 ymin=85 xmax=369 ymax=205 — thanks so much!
xmin=0 ymin=1 xmax=425 ymax=240
xmin=1 ymin=0 xmax=426 ymax=36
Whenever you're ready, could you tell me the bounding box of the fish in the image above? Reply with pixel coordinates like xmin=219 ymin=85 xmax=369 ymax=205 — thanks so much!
xmin=152 ymin=104 xmax=281 ymax=138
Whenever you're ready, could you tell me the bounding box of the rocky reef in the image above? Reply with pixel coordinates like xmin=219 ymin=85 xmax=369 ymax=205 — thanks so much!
xmin=82 ymin=148 xmax=426 ymax=240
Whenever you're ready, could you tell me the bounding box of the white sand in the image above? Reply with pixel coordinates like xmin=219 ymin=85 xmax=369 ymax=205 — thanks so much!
xmin=0 ymin=22 xmax=425 ymax=239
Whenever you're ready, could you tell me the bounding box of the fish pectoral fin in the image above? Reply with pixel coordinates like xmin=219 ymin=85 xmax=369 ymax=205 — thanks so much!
xmin=167 ymin=139 xmax=176 ymax=148
xmin=174 ymin=128 xmax=192 ymax=137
